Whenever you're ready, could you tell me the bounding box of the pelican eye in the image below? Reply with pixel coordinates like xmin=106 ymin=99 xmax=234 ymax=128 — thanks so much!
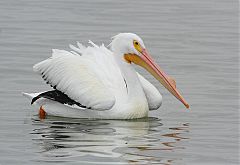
xmin=133 ymin=40 xmax=139 ymax=46
xmin=133 ymin=40 xmax=142 ymax=53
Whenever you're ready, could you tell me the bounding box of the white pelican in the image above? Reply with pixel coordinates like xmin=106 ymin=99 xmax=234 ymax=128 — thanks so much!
xmin=23 ymin=33 xmax=189 ymax=119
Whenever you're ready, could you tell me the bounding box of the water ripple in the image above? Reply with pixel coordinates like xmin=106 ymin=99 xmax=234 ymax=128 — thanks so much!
xmin=30 ymin=116 xmax=190 ymax=164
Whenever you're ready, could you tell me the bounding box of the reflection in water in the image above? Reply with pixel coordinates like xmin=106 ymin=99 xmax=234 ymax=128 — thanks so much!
xmin=31 ymin=116 xmax=189 ymax=164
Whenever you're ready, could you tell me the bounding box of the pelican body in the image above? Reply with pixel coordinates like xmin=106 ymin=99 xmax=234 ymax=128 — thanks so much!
xmin=23 ymin=33 xmax=189 ymax=119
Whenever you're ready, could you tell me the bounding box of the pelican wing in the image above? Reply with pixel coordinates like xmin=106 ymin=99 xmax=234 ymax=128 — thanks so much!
xmin=33 ymin=45 xmax=118 ymax=110
xmin=137 ymin=73 xmax=162 ymax=110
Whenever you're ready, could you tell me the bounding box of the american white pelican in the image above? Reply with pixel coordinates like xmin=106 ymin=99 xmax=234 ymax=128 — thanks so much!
xmin=23 ymin=33 xmax=189 ymax=119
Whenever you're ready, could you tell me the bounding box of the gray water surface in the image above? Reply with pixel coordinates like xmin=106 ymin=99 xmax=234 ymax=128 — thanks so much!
xmin=0 ymin=0 xmax=238 ymax=164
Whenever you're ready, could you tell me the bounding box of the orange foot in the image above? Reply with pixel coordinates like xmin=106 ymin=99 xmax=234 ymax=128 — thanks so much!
xmin=39 ymin=106 xmax=46 ymax=119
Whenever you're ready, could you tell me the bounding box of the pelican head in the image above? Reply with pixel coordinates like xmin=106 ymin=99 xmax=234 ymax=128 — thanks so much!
xmin=110 ymin=33 xmax=189 ymax=109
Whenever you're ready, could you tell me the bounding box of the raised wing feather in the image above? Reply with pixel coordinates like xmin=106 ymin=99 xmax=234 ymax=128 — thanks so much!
xmin=33 ymin=46 xmax=117 ymax=110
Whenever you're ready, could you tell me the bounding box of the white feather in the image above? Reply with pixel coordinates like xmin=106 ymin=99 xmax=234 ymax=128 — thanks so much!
xmin=69 ymin=44 xmax=82 ymax=54
xmin=77 ymin=41 xmax=86 ymax=50
xmin=33 ymin=46 xmax=124 ymax=110
xmin=137 ymin=73 xmax=162 ymax=110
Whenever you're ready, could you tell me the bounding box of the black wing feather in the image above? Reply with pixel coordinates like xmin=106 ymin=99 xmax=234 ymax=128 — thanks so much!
xmin=31 ymin=90 xmax=90 ymax=109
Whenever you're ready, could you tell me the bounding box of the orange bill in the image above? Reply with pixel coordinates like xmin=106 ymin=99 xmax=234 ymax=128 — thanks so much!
xmin=124 ymin=49 xmax=190 ymax=109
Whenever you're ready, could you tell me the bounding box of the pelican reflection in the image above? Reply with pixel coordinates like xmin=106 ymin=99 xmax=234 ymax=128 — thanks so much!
xmin=31 ymin=116 xmax=189 ymax=164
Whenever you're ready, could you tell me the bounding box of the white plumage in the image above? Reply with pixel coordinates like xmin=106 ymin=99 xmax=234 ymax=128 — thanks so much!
xmin=23 ymin=33 xmax=175 ymax=119
xmin=33 ymin=46 xmax=117 ymax=110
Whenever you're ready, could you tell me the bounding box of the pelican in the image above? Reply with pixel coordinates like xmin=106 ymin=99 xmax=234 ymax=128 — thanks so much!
xmin=23 ymin=33 xmax=189 ymax=119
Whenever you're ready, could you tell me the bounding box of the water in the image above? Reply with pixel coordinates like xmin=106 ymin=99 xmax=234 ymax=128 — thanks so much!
xmin=0 ymin=0 xmax=238 ymax=164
